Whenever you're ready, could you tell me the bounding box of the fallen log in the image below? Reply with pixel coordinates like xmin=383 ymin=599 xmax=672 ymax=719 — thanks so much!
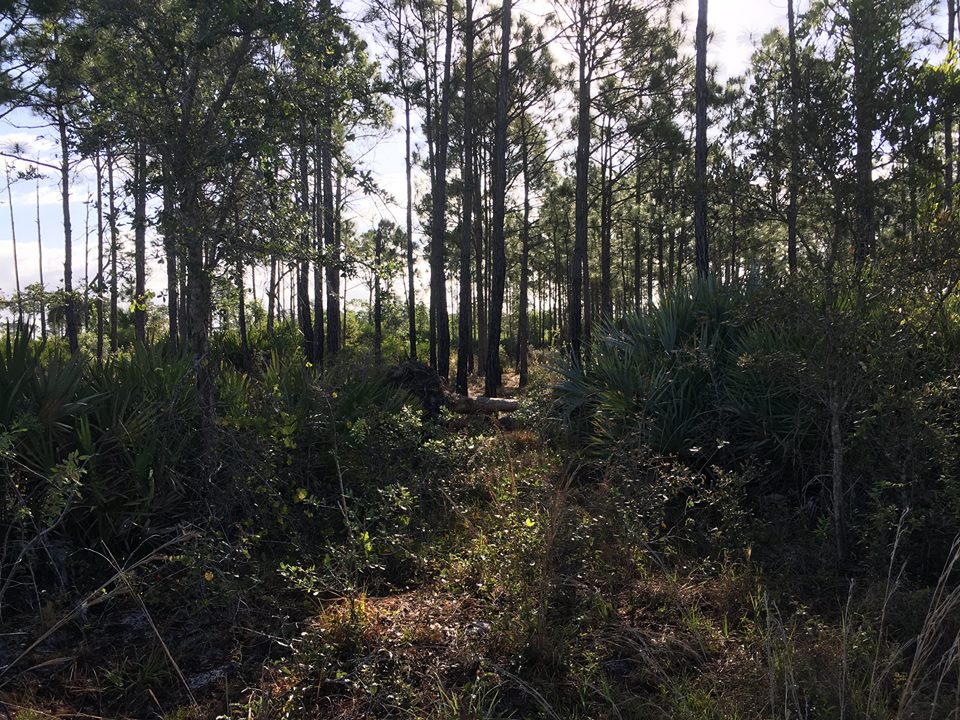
xmin=386 ymin=361 xmax=520 ymax=416
xmin=449 ymin=395 xmax=520 ymax=415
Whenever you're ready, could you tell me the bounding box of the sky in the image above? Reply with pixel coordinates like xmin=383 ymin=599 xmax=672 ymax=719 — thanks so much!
xmin=0 ymin=0 xmax=798 ymax=312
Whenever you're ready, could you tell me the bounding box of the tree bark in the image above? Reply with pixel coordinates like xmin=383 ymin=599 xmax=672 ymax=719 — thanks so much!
xmin=850 ymin=1 xmax=875 ymax=267
xmin=36 ymin=179 xmax=46 ymax=340
xmin=570 ymin=0 xmax=591 ymax=362
xmin=374 ymin=225 xmax=383 ymax=364
xmin=518 ymin=114 xmax=531 ymax=388
xmin=297 ymin=113 xmax=315 ymax=361
xmin=107 ymin=153 xmax=119 ymax=351
xmin=599 ymin=121 xmax=613 ymax=318
xmin=633 ymin=155 xmax=643 ymax=311
xmin=57 ymin=99 xmax=78 ymax=354
xmin=430 ymin=0 xmax=454 ymax=378
xmin=133 ymin=142 xmax=147 ymax=343
xmin=313 ymin=131 xmax=325 ymax=366
xmin=401 ymin=21 xmax=417 ymax=361
xmin=161 ymin=179 xmax=179 ymax=350
xmin=6 ymin=165 xmax=22 ymax=323
xmin=946 ymin=0 xmax=956 ymax=208
xmin=457 ymin=0 xmax=476 ymax=394
xmin=485 ymin=0 xmax=512 ymax=396
xmin=694 ymin=0 xmax=710 ymax=279
xmin=786 ymin=0 xmax=800 ymax=273
xmin=322 ymin=131 xmax=340 ymax=354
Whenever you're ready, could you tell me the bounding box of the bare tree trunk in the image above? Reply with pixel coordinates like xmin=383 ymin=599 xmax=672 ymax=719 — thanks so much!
xmin=830 ymin=390 xmax=847 ymax=566
xmin=297 ymin=113 xmax=315 ymax=361
xmin=84 ymin=185 xmax=90 ymax=333
xmin=786 ymin=0 xmax=800 ymax=273
xmin=96 ymin=153 xmax=105 ymax=358
xmin=107 ymin=153 xmax=119 ymax=351
xmin=634 ymin=159 xmax=643 ymax=312
xmin=57 ymin=100 xmax=79 ymax=354
xmin=267 ymin=254 xmax=277 ymax=334
xmin=397 ymin=12 xmax=417 ymax=361
xmin=133 ymin=142 xmax=147 ymax=343
xmin=322 ymin=131 xmax=340 ymax=354
xmin=313 ymin=131 xmax=325 ymax=366
xmin=694 ymin=0 xmax=710 ymax=279
xmin=182 ymin=179 xmax=215 ymax=453
xmin=850 ymin=3 xmax=875 ymax=267
xmin=237 ymin=259 xmax=250 ymax=368
xmin=485 ymin=0 xmax=512 ymax=396
xmin=946 ymin=0 xmax=956 ymax=208
xmin=599 ymin=122 xmax=613 ymax=318
xmin=570 ymin=0 xmax=591 ymax=362
xmin=36 ymin=178 xmax=46 ymax=339
xmin=518 ymin=115 xmax=531 ymax=388
xmin=457 ymin=0 xmax=476 ymax=394
xmin=6 ymin=165 xmax=23 ymax=323
xmin=374 ymin=225 xmax=383 ymax=364
xmin=430 ymin=0 xmax=454 ymax=378
xmin=474 ymin=147 xmax=487 ymax=375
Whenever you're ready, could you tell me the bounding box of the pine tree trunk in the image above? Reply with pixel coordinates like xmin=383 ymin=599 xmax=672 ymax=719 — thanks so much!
xmin=6 ymin=165 xmax=23 ymax=323
xmin=474 ymin=147 xmax=487 ymax=375
xmin=133 ymin=142 xmax=147 ymax=343
xmin=297 ymin=113 xmax=315 ymax=361
xmin=237 ymin=259 xmax=250 ymax=368
xmin=570 ymin=0 xmax=591 ymax=362
xmin=430 ymin=0 xmax=454 ymax=378
xmin=57 ymin=100 xmax=79 ymax=354
xmin=107 ymin=154 xmax=119 ymax=351
xmin=456 ymin=0 xmax=476 ymax=394
xmin=313 ymin=131 xmax=325 ymax=366
xmin=485 ymin=0 xmax=512 ymax=396
xmin=946 ymin=0 xmax=956 ymax=208
xmin=96 ymin=153 xmax=105 ymax=358
xmin=322 ymin=131 xmax=340 ymax=354
xmin=850 ymin=2 xmax=875 ymax=267
xmin=518 ymin=116 xmax=531 ymax=388
xmin=694 ymin=0 xmax=710 ymax=279
xmin=786 ymin=0 xmax=800 ymax=273
xmin=402 ymin=29 xmax=417 ymax=361
xmin=374 ymin=225 xmax=383 ymax=364
xmin=36 ymin=179 xmax=46 ymax=340
xmin=599 ymin=122 xmax=613 ymax=318
xmin=267 ymin=254 xmax=277 ymax=334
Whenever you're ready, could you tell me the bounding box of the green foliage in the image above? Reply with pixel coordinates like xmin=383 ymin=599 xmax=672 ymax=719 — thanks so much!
xmin=556 ymin=279 xmax=809 ymax=463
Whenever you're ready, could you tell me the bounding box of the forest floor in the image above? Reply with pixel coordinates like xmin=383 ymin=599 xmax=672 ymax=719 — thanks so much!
xmin=0 ymin=376 xmax=939 ymax=720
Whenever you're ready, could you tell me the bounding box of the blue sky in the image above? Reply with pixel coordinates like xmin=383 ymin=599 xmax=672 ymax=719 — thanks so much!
xmin=0 ymin=0 xmax=800 ymax=307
